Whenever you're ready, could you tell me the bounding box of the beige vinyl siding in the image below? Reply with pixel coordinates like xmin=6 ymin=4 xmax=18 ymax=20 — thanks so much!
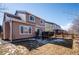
xmin=16 ymin=13 xmax=26 ymax=21
xmin=45 ymin=23 xmax=53 ymax=32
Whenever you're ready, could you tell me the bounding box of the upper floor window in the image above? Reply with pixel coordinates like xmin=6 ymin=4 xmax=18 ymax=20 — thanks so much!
xmin=29 ymin=15 xmax=35 ymax=22
xmin=41 ymin=19 xmax=44 ymax=24
xmin=29 ymin=26 xmax=32 ymax=33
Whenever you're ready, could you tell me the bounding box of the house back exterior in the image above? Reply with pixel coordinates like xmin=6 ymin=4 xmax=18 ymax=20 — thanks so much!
xmin=45 ymin=21 xmax=61 ymax=32
xmin=2 ymin=11 xmax=61 ymax=41
xmin=3 ymin=11 xmax=45 ymax=41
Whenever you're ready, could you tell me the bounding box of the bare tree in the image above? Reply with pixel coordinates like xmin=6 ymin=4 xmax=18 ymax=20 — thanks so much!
xmin=0 ymin=4 xmax=8 ymax=25
xmin=0 ymin=4 xmax=7 ymax=12
xmin=0 ymin=4 xmax=8 ymax=14
xmin=69 ymin=16 xmax=79 ymax=34
xmin=62 ymin=10 xmax=79 ymax=34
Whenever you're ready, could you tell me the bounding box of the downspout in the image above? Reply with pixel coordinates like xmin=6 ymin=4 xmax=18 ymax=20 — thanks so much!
xmin=10 ymin=20 xmax=12 ymax=42
xmin=3 ymin=21 xmax=5 ymax=39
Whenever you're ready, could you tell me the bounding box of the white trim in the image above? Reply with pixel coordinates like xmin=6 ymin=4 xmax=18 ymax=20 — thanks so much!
xmin=9 ymin=20 xmax=12 ymax=41
xmin=41 ymin=19 xmax=45 ymax=24
xmin=35 ymin=27 xmax=42 ymax=36
xmin=36 ymin=25 xmax=45 ymax=28
xmin=19 ymin=25 xmax=32 ymax=35
xmin=3 ymin=20 xmax=12 ymax=41
xmin=19 ymin=25 xmax=29 ymax=35
xmin=5 ymin=18 xmax=35 ymax=26
xmin=29 ymin=15 xmax=35 ymax=22
xmin=28 ymin=26 xmax=32 ymax=34
xmin=5 ymin=14 xmax=26 ymax=23
xmin=5 ymin=14 xmax=35 ymax=26
xmin=3 ymin=22 xmax=5 ymax=39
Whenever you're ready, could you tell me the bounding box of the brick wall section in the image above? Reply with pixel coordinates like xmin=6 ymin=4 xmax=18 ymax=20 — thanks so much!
xmin=12 ymin=21 xmax=35 ymax=39
xmin=3 ymin=11 xmax=45 ymax=40
xmin=5 ymin=22 xmax=10 ymax=39
xmin=16 ymin=11 xmax=45 ymax=32
xmin=35 ymin=17 xmax=45 ymax=31
xmin=26 ymin=12 xmax=45 ymax=31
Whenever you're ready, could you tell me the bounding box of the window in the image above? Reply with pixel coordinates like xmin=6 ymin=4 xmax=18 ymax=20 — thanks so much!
xmin=41 ymin=20 xmax=44 ymax=24
xmin=29 ymin=15 xmax=35 ymax=22
xmin=20 ymin=26 xmax=23 ymax=33
xmin=19 ymin=25 xmax=32 ymax=35
xmin=29 ymin=26 xmax=32 ymax=33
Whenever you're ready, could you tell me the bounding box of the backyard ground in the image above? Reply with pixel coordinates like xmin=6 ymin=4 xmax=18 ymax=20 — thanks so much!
xmin=0 ymin=38 xmax=79 ymax=55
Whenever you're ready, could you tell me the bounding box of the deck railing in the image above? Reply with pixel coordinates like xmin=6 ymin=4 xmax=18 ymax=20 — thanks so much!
xmin=42 ymin=32 xmax=79 ymax=40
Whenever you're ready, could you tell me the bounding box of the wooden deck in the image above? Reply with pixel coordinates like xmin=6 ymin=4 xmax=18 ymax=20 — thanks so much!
xmin=42 ymin=33 xmax=79 ymax=40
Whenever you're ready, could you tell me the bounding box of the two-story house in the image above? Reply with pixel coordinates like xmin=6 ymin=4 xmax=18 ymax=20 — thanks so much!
xmin=15 ymin=11 xmax=45 ymax=35
xmin=3 ymin=11 xmax=45 ymax=41
xmin=45 ymin=21 xmax=61 ymax=32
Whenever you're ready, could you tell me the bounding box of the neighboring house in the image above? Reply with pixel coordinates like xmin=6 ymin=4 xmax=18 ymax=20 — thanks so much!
xmin=3 ymin=11 xmax=45 ymax=41
xmin=45 ymin=21 xmax=61 ymax=32
xmin=52 ymin=23 xmax=61 ymax=30
xmin=45 ymin=21 xmax=53 ymax=32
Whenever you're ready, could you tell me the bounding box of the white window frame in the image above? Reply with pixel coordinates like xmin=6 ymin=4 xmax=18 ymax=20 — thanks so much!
xmin=28 ymin=26 xmax=32 ymax=34
xmin=41 ymin=19 xmax=44 ymax=24
xmin=29 ymin=15 xmax=35 ymax=22
xmin=19 ymin=25 xmax=32 ymax=35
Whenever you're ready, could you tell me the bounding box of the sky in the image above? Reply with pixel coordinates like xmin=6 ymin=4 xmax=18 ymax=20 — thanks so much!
xmin=0 ymin=3 xmax=79 ymax=30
